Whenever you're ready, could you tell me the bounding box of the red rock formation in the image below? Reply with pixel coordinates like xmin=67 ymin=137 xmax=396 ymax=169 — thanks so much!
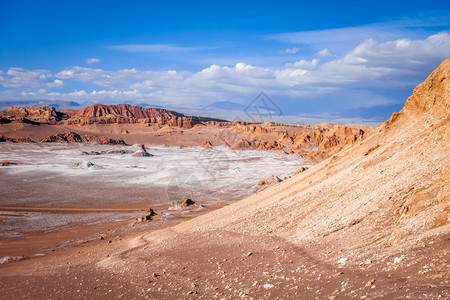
xmin=72 ymin=104 xmax=183 ymax=119
xmin=61 ymin=104 xmax=228 ymax=128
xmin=231 ymin=138 xmax=253 ymax=150
xmin=0 ymin=106 xmax=69 ymax=123
xmin=40 ymin=131 xmax=84 ymax=143
xmin=40 ymin=131 xmax=127 ymax=145
xmin=81 ymin=135 xmax=127 ymax=145
xmin=0 ymin=135 xmax=34 ymax=143
xmin=253 ymin=140 xmax=284 ymax=151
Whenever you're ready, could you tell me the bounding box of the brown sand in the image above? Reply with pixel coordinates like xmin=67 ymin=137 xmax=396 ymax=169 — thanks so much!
xmin=0 ymin=60 xmax=449 ymax=299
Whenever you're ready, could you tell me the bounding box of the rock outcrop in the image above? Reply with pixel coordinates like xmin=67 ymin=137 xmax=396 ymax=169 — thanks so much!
xmin=257 ymin=175 xmax=282 ymax=186
xmin=169 ymin=198 xmax=201 ymax=210
xmin=231 ymin=138 xmax=253 ymax=150
xmin=178 ymin=198 xmax=196 ymax=207
xmin=72 ymin=103 xmax=183 ymax=119
xmin=0 ymin=105 xmax=368 ymax=163
xmin=0 ymin=106 xmax=69 ymax=123
xmin=138 ymin=208 xmax=159 ymax=221
xmin=62 ymin=103 xmax=223 ymax=128
xmin=131 ymin=144 xmax=153 ymax=157
xmin=0 ymin=135 xmax=34 ymax=143
xmin=40 ymin=131 xmax=127 ymax=145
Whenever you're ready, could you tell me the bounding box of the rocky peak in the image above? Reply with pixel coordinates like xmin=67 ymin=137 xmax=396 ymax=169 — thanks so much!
xmin=72 ymin=104 xmax=184 ymax=119
xmin=386 ymin=59 xmax=450 ymax=127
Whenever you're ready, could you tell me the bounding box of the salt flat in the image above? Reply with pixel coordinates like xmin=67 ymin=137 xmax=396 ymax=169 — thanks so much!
xmin=0 ymin=143 xmax=307 ymax=239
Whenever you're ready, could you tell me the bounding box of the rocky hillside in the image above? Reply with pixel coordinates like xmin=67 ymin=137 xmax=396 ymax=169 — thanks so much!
xmin=92 ymin=59 xmax=450 ymax=298
xmin=0 ymin=61 xmax=448 ymax=300
xmin=178 ymin=59 xmax=449 ymax=246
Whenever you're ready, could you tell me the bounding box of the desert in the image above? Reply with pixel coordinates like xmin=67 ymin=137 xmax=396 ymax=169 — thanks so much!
xmin=0 ymin=58 xmax=448 ymax=299
xmin=1 ymin=2 xmax=450 ymax=299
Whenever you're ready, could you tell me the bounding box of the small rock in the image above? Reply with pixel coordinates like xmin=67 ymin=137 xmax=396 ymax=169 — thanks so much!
xmin=263 ymin=283 xmax=274 ymax=289
xmin=365 ymin=279 xmax=375 ymax=287
xmin=1 ymin=161 xmax=17 ymax=166
xmin=337 ymin=257 xmax=348 ymax=266
xmin=152 ymin=273 xmax=158 ymax=278
xmin=258 ymin=175 xmax=282 ymax=186
xmin=246 ymin=252 xmax=253 ymax=257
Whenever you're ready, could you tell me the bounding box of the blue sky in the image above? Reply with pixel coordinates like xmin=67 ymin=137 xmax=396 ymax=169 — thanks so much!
xmin=1 ymin=0 xmax=449 ymax=124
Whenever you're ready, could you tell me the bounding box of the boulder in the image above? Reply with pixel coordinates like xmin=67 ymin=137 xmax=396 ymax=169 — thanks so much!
xmin=294 ymin=166 xmax=309 ymax=175
xmin=178 ymin=198 xmax=195 ymax=207
xmin=257 ymin=175 xmax=282 ymax=186
xmin=140 ymin=208 xmax=159 ymax=221
xmin=132 ymin=144 xmax=153 ymax=157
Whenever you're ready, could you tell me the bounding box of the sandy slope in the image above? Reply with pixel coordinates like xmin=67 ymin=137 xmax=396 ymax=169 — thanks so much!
xmin=0 ymin=61 xmax=449 ymax=299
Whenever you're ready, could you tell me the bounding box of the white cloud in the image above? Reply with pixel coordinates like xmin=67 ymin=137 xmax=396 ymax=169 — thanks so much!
xmin=2 ymin=33 xmax=449 ymax=119
xmin=342 ymin=33 xmax=450 ymax=69
xmin=47 ymin=79 xmax=64 ymax=88
xmin=284 ymin=47 xmax=299 ymax=54
xmin=86 ymin=58 xmax=101 ymax=64
xmin=0 ymin=68 xmax=63 ymax=90
xmin=129 ymin=80 xmax=155 ymax=90
xmin=316 ymin=48 xmax=336 ymax=57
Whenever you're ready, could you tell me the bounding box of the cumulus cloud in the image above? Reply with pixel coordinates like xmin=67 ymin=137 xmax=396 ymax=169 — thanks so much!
xmin=47 ymin=79 xmax=64 ymax=88
xmin=0 ymin=68 xmax=63 ymax=90
xmin=86 ymin=58 xmax=100 ymax=64
xmin=342 ymin=33 xmax=450 ymax=69
xmin=1 ymin=33 xmax=449 ymax=120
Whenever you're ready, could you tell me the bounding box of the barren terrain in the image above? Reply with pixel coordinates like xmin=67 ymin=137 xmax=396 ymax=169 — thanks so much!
xmin=0 ymin=60 xmax=449 ymax=299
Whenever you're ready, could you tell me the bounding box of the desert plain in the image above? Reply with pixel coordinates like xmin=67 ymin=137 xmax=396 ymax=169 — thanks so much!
xmin=0 ymin=60 xmax=448 ymax=299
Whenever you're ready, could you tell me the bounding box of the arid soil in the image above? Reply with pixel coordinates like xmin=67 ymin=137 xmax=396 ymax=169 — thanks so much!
xmin=0 ymin=60 xmax=449 ymax=299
